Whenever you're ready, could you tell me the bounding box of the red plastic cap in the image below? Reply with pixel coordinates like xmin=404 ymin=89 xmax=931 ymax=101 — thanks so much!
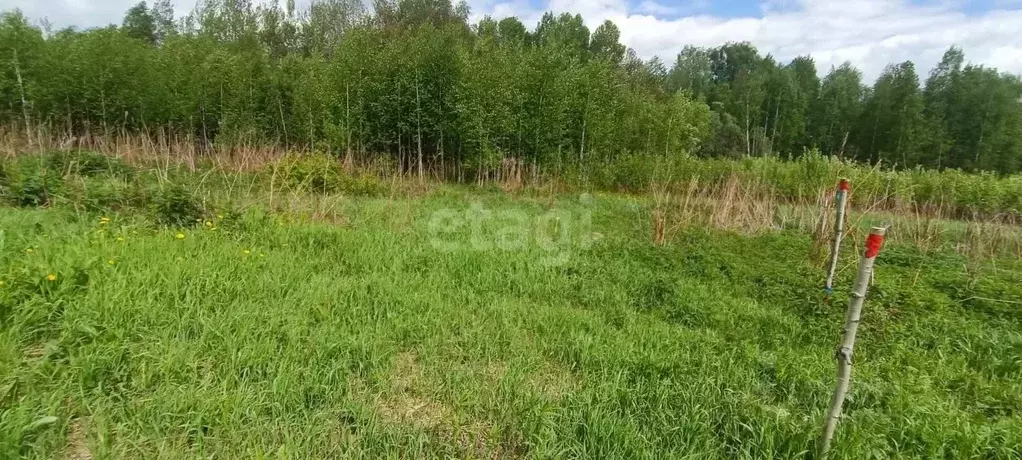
xmin=838 ymin=179 xmax=850 ymax=192
xmin=865 ymin=232 xmax=885 ymax=258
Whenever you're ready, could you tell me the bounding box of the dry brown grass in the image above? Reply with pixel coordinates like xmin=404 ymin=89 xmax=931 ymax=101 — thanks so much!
xmin=65 ymin=419 xmax=92 ymax=460
xmin=23 ymin=344 xmax=46 ymax=360
xmin=362 ymin=352 xmax=526 ymax=458
xmin=650 ymin=173 xmax=781 ymax=243
xmin=5 ymin=127 xmax=1017 ymax=259
xmin=647 ymin=172 xmax=1022 ymax=260
xmin=374 ymin=352 xmax=449 ymax=429
xmin=526 ymin=362 xmax=578 ymax=400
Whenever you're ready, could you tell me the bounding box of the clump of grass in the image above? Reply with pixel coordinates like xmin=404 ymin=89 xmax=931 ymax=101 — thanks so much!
xmin=150 ymin=183 xmax=203 ymax=226
xmin=47 ymin=150 xmax=133 ymax=179
xmin=0 ymin=156 xmax=61 ymax=207
xmin=275 ymin=153 xmax=384 ymax=197
xmin=58 ymin=175 xmax=139 ymax=213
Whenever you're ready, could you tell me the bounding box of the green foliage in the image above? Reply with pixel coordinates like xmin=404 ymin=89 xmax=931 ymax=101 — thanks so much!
xmin=46 ymin=150 xmax=133 ymax=179
xmin=0 ymin=185 xmax=1020 ymax=458
xmin=61 ymin=175 xmax=138 ymax=212
xmin=150 ymin=182 xmax=202 ymax=226
xmin=0 ymin=1 xmax=1020 ymax=185
xmin=336 ymin=172 xmax=384 ymax=197
xmin=0 ymin=157 xmax=61 ymax=207
xmin=278 ymin=153 xmax=383 ymax=196
xmin=122 ymin=1 xmax=157 ymax=45
xmin=279 ymin=153 xmax=342 ymax=193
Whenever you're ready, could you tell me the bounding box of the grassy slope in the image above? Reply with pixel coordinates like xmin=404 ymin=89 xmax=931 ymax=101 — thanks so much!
xmin=1 ymin=189 xmax=1021 ymax=459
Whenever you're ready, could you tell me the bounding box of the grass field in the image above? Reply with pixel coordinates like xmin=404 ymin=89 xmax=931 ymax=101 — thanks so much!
xmin=2 ymin=157 xmax=1022 ymax=458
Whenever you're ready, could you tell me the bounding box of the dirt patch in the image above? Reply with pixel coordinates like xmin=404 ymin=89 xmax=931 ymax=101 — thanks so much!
xmin=24 ymin=344 xmax=46 ymax=359
xmin=376 ymin=393 xmax=450 ymax=429
xmin=374 ymin=351 xmax=450 ymax=429
xmin=390 ymin=351 xmax=421 ymax=392
xmin=527 ymin=362 xmax=578 ymax=399
xmin=448 ymin=423 xmax=527 ymax=460
xmin=66 ymin=419 xmax=92 ymax=460
xmin=482 ymin=361 xmax=509 ymax=383
xmin=370 ymin=351 xmax=527 ymax=458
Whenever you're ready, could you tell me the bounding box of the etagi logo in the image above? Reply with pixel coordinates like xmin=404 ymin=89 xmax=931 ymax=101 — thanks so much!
xmin=427 ymin=194 xmax=597 ymax=266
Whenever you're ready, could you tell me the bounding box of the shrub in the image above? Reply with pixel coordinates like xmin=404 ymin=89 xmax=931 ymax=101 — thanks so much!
xmin=276 ymin=153 xmax=384 ymax=196
xmin=337 ymin=172 xmax=384 ymax=197
xmin=47 ymin=150 xmax=133 ymax=178
xmin=151 ymin=183 xmax=203 ymax=226
xmin=279 ymin=153 xmax=341 ymax=194
xmin=0 ymin=157 xmax=62 ymax=207
xmin=72 ymin=176 xmax=137 ymax=212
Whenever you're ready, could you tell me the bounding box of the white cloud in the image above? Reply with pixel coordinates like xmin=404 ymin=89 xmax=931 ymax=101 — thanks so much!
xmin=468 ymin=0 xmax=1022 ymax=81
xmin=636 ymin=1 xmax=682 ymax=16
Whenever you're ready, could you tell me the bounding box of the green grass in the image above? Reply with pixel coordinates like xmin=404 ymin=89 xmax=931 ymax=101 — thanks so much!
xmin=2 ymin=168 xmax=1022 ymax=458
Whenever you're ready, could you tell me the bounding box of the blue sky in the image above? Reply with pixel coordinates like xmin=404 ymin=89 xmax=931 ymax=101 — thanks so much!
xmin=2 ymin=0 xmax=1020 ymax=80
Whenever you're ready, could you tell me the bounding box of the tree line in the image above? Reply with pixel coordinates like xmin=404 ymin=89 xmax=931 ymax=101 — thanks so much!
xmin=0 ymin=0 xmax=1020 ymax=175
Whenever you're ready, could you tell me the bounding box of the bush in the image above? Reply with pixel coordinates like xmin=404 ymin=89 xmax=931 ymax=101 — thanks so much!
xmin=276 ymin=153 xmax=384 ymax=196
xmin=47 ymin=150 xmax=133 ymax=178
xmin=279 ymin=153 xmax=341 ymax=194
xmin=0 ymin=157 xmax=62 ymax=207
xmin=336 ymin=172 xmax=384 ymax=197
xmin=151 ymin=183 xmax=203 ymax=226
xmin=59 ymin=176 xmax=138 ymax=212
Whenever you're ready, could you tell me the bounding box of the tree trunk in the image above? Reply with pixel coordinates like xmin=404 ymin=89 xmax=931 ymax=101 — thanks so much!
xmin=13 ymin=50 xmax=32 ymax=144
xmin=868 ymin=109 xmax=879 ymax=163
xmin=771 ymin=99 xmax=781 ymax=149
xmin=278 ymin=97 xmax=288 ymax=147
xmin=415 ymin=74 xmax=424 ymax=181
xmin=345 ymin=81 xmax=353 ymax=167
xmin=580 ymin=117 xmax=588 ymax=174
xmin=665 ymin=116 xmax=673 ymax=157
xmin=745 ymin=97 xmax=751 ymax=156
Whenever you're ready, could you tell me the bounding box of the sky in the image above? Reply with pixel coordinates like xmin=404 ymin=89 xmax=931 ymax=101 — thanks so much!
xmin=2 ymin=0 xmax=1020 ymax=82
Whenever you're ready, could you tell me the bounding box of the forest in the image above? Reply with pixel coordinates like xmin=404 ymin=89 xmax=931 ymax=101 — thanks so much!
xmin=0 ymin=0 xmax=1021 ymax=175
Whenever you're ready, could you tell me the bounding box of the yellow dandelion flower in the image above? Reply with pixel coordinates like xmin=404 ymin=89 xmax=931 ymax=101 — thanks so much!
xmin=107 ymin=260 xmax=116 ymax=265
xmin=243 ymin=249 xmax=251 ymax=255
xmin=100 ymin=216 xmax=111 ymax=222
xmin=46 ymin=274 xmax=57 ymax=281
xmin=25 ymin=248 xmax=34 ymax=253
xmin=205 ymin=221 xmax=213 ymax=227
xmin=217 ymin=214 xmax=224 ymax=220
xmin=176 ymin=233 xmax=185 ymax=240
